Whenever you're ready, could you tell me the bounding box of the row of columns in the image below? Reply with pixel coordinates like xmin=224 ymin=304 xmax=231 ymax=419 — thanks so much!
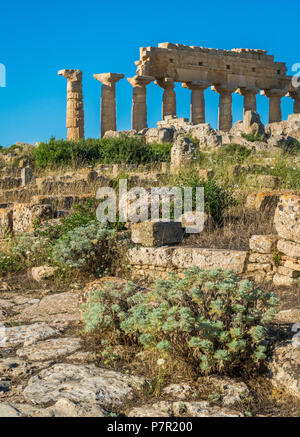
xmin=58 ymin=69 xmax=300 ymax=139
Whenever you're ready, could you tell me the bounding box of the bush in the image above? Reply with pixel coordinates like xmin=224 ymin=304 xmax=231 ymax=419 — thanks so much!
xmin=173 ymin=170 xmax=237 ymax=223
xmin=32 ymin=136 xmax=172 ymax=168
xmin=83 ymin=268 xmax=279 ymax=376
xmin=51 ymin=221 xmax=117 ymax=274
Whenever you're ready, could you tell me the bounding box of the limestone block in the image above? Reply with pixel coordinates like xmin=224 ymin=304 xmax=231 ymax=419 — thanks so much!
xmin=248 ymin=253 xmax=273 ymax=263
xmin=273 ymin=273 xmax=296 ymax=287
xmin=0 ymin=208 xmax=13 ymax=239
xmin=172 ymin=248 xmax=248 ymax=274
xmin=13 ymin=203 xmax=53 ymax=235
xmin=249 ymin=235 xmax=277 ymax=253
xmin=277 ymin=266 xmax=300 ymax=278
xmin=170 ymin=136 xmax=195 ymax=172
xmin=243 ymin=110 xmax=265 ymax=137
xmin=274 ymin=195 xmax=300 ymax=243
xmin=277 ymin=239 xmax=300 ymax=259
xmin=127 ymin=247 xmax=175 ymax=267
xmin=131 ymin=221 xmax=184 ymax=247
xmin=284 ymin=260 xmax=300 ymax=272
xmin=31 ymin=266 xmax=57 ymax=282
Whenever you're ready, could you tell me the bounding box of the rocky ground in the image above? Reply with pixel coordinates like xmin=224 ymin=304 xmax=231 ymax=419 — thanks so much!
xmin=0 ymin=276 xmax=299 ymax=418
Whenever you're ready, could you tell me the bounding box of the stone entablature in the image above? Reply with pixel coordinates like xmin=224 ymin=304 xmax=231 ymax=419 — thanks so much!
xmin=135 ymin=43 xmax=289 ymax=89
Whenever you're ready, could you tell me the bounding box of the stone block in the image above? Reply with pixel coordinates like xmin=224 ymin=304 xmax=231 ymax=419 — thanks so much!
xmin=274 ymin=195 xmax=300 ymax=243
xmin=0 ymin=208 xmax=13 ymax=239
xmin=172 ymin=248 xmax=248 ymax=274
xmin=131 ymin=221 xmax=184 ymax=247
xmin=249 ymin=235 xmax=277 ymax=253
xmin=127 ymin=247 xmax=175 ymax=267
xmin=273 ymin=273 xmax=296 ymax=287
xmin=277 ymin=239 xmax=300 ymax=259
xmin=13 ymin=203 xmax=53 ymax=235
xmin=277 ymin=266 xmax=300 ymax=278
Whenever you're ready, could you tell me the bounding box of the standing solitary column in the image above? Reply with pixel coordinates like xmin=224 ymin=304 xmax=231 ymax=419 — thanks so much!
xmin=261 ymin=89 xmax=286 ymax=123
xmin=212 ymin=84 xmax=237 ymax=132
xmin=58 ymin=69 xmax=84 ymax=140
xmin=93 ymin=73 xmax=124 ymax=137
xmin=182 ymin=80 xmax=210 ymax=124
xmin=127 ymin=75 xmax=154 ymax=131
xmin=155 ymin=77 xmax=176 ymax=119
xmin=236 ymin=87 xmax=259 ymax=115
xmin=287 ymin=91 xmax=300 ymax=114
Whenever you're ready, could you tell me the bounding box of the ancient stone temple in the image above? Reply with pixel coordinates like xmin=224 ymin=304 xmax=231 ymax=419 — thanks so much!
xmin=59 ymin=43 xmax=299 ymax=137
xmin=134 ymin=43 xmax=297 ymax=131
xmin=58 ymin=69 xmax=84 ymax=140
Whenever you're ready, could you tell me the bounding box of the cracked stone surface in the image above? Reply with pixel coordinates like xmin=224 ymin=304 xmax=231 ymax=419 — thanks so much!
xmin=0 ymin=323 xmax=58 ymax=348
xmin=23 ymin=364 xmax=145 ymax=408
xmin=16 ymin=338 xmax=82 ymax=361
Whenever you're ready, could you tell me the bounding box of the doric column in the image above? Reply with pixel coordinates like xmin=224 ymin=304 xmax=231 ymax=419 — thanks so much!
xmin=127 ymin=75 xmax=154 ymax=131
xmin=93 ymin=73 xmax=124 ymax=137
xmin=58 ymin=69 xmax=84 ymax=140
xmin=236 ymin=87 xmax=259 ymax=114
xmin=155 ymin=77 xmax=176 ymax=119
xmin=182 ymin=80 xmax=210 ymax=124
xmin=287 ymin=91 xmax=300 ymax=114
xmin=261 ymin=89 xmax=286 ymax=123
xmin=212 ymin=84 xmax=237 ymax=132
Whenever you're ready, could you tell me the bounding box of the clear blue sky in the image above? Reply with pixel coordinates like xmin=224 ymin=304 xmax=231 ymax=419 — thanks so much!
xmin=0 ymin=0 xmax=299 ymax=146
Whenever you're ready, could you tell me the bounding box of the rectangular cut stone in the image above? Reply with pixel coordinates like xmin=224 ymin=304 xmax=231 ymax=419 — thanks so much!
xmin=127 ymin=247 xmax=175 ymax=267
xmin=277 ymin=239 xmax=300 ymax=259
xmin=274 ymin=195 xmax=300 ymax=243
xmin=13 ymin=203 xmax=53 ymax=235
xmin=131 ymin=221 xmax=184 ymax=247
xmin=284 ymin=261 xmax=300 ymax=272
xmin=172 ymin=248 xmax=248 ymax=274
xmin=249 ymin=235 xmax=277 ymax=253
xmin=0 ymin=208 xmax=13 ymax=238
xmin=273 ymin=273 xmax=297 ymax=287
xmin=277 ymin=266 xmax=300 ymax=278
xmin=248 ymin=253 xmax=273 ymax=263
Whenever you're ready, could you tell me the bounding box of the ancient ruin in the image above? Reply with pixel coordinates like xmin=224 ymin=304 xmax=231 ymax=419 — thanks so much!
xmin=57 ymin=43 xmax=300 ymax=138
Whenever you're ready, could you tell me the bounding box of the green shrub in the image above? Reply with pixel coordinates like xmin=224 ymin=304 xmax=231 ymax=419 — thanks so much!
xmin=32 ymin=136 xmax=172 ymax=168
xmin=83 ymin=268 xmax=279 ymax=376
xmin=51 ymin=221 xmax=117 ymax=274
xmin=241 ymin=133 xmax=265 ymax=143
xmin=173 ymin=170 xmax=237 ymax=223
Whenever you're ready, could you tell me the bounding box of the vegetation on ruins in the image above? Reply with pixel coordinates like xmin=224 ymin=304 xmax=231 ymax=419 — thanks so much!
xmin=31 ymin=136 xmax=172 ymax=168
xmin=82 ymin=268 xmax=280 ymax=376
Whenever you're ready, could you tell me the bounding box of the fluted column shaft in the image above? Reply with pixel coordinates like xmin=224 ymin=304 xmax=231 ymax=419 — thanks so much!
xmin=94 ymin=73 xmax=124 ymax=137
xmin=212 ymin=85 xmax=237 ymax=132
xmin=262 ymin=89 xmax=286 ymax=123
xmin=182 ymin=81 xmax=210 ymax=124
xmin=58 ymin=69 xmax=84 ymax=140
xmin=127 ymin=75 xmax=154 ymax=131
xmin=156 ymin=77 xmax=176 ymax=119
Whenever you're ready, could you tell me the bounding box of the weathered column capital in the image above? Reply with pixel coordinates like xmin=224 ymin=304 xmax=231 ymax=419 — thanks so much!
xmin=58 ymin=69 xmax=82 ymax=82
xmin=58 ymin=69 xmax=84 ymax=140
xmin=93 ymin=73 xmax=124 ymax=86
xmin=211 ymin=84 xmax=237 ymax=95
xmin=127 ymin=75 xmax=154 ymax=87
xmin=261 ymin=88 xmax=287 ymax=99
xmin=155 ymin=77 xmax=175 ymax=90
xmin=182 ymin=80 xmax=210 ymax=91
xmin=236 ymin=86 xmax=259 ymax=96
